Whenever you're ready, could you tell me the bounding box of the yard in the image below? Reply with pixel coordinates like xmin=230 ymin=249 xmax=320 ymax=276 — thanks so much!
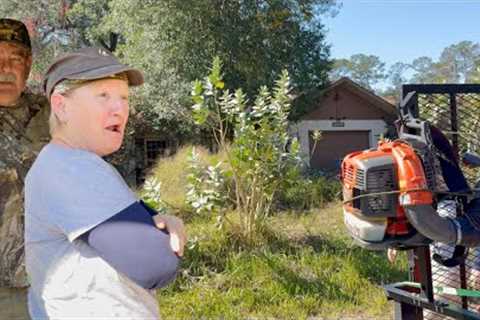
xmin=154 ymin=201 xmax=408 ymax=319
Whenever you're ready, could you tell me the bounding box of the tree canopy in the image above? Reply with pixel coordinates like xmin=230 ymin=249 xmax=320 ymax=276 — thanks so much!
xmin=329 ymin=40 xmax=480 ymax=98
xmin=1 ymin=0 xmax=339 ymax=134
xmin=330 ymin=54 xmax=386 ymax=90
xmin=97 ymin=0 xmax=338 ymax=128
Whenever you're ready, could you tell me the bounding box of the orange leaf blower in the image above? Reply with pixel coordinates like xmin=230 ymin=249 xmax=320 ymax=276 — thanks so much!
xmin=339 ymin=91 xmax=473 ymax=253
xmin=341 ymin=139 xmax=434 ymax=250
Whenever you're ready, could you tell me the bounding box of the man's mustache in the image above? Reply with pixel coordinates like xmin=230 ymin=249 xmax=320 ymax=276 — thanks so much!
xmin=0 ymin=74 xmax=16 ymax=83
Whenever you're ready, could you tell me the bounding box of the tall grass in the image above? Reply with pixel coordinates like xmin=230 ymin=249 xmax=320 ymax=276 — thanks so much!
xmin=156 ymin=204 xmax=408 ymax=319
xmin=147 ymin=145 xmax=227 ymax=214
xmin=148 ymin=144 xmax=341 ymax=215
xmin=145 ymin=149 xmax=408 ymax=318
xmin=277 ymin=172 xmax=341 ymax=210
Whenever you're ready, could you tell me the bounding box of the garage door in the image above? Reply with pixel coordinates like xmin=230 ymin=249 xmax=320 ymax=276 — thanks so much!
xmin=309 ymin=130 xmax=370 ymax=172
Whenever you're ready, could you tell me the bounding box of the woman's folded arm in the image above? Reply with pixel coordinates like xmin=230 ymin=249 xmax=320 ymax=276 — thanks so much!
xmin=80 ymin=202 xmax=180 ymax=289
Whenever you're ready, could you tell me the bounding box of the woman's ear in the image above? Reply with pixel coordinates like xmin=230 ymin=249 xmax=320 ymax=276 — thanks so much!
xmin=50 ymin=93 xmax=68 ymax=124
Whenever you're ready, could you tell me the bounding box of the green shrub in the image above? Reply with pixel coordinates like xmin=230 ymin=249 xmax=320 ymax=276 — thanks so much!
xmin=185 ymin=147 xmax=229 ymax=221
xmin=143 ymin=144 xmax=229 ymax=216
xmin=191 ymin=57 xmax=302 ymax=240
xmin=277 ymin=170 xmax=341 ymax=210
xmin=143 ymin=146 xmax=195 ymax=212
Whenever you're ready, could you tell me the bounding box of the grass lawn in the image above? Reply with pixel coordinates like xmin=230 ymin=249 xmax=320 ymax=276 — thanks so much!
xmin=156 ymin=202 xmax=409 ymax=319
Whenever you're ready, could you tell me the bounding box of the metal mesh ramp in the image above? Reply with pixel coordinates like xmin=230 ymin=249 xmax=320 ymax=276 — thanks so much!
xmin=402 ymin=84 xmax=480 ymax=319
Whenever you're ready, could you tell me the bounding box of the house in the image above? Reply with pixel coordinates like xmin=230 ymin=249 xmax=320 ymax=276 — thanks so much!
xmin=292 ymin=77 xmax=397 ymax=172
xmin=119 ymin=77 xmax=397 ymax=186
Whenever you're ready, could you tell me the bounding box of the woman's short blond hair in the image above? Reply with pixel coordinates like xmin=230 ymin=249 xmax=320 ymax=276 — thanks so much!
xmin=49 ymin=80 xmax=78 ymax=136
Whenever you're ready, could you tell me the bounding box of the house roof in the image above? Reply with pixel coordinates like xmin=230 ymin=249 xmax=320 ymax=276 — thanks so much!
xmin=324 ymin=77 xmax=397 ymax=115
xmin=300 ymin=77 xmax=397 ymax=120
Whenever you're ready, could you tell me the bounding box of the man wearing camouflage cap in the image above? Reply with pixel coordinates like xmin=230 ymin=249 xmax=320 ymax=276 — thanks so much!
xmin=0 ymin=18 xmax=49 ymax=288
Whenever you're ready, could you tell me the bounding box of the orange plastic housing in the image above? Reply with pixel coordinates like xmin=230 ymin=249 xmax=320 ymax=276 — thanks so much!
xmin=341 ymin=140 xmax=432 ymax=208
xmin=389 ymin=141 xmax=433 ymax=206
xmin=342 ymin=146 xmax=391 ymax=214
xmin=341 ymin=139 xmax=434 ymax=242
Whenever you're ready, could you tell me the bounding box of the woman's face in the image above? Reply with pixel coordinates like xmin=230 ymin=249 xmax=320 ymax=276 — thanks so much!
xmin=62 ymin=78 xmax=129 ymax=156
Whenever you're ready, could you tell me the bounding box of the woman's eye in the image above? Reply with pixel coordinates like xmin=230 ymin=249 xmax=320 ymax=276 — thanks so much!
xmin=98 ymin=92 xmax=108 ymax=98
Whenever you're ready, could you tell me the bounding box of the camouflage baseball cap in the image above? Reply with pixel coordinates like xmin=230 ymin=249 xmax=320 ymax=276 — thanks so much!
xmin=0 ymin=18 xmax=31 ymax=50
xmin=43 ymin=47 xmax=144 ymax=98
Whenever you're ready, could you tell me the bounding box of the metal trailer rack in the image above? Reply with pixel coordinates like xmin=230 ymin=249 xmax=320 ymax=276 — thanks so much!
xmin=386 ymin=84 xmax=480 ymax=320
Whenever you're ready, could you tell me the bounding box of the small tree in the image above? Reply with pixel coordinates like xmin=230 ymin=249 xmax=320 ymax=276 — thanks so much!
xmin=190 ymin=57 xmax=301 ymax=240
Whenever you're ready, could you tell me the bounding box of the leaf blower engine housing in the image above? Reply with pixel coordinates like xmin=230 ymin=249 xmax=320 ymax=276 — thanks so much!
xmin=341 ymin=139 xmax=434 ymax=250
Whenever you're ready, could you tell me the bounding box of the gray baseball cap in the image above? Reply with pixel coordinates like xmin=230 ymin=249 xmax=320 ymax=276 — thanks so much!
xmin=43 ymin=47 xmax=144 ymax=98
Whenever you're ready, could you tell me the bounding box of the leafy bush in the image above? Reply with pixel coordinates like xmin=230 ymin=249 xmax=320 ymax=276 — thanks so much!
xmin=190 ymin=57 xmax=302 ymax=240
xmin=142 ymin=145 xmax=227 ymax=215
xmin=186 ymin=147 xmax=228 ymax=221
xmin=277 ymin=170 xmax=341 ymax=210
xmin=142 ymin=176 xmax=169 ymax=214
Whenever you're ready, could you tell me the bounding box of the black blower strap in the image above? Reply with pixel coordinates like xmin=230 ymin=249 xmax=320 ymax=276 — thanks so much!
xmin=432 ymin=245 xmax=468 ymax=268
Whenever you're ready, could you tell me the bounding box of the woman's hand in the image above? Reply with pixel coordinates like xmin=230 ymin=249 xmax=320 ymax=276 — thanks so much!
xmin=153 ymin=215 xmax=187 ymax=257
xmin=387 ymin=248 xmax=397 ymax=263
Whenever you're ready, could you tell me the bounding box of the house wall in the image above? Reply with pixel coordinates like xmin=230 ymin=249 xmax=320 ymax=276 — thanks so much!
xmin=292 ymin=119 xmax=389 ymax=161
xmin=292 ymin=82 xmax=394 ymax=171
xmin=308 ymin=130 xmax=370 ymax=171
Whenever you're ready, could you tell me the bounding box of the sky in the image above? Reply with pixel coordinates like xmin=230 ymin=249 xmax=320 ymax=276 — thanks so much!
xmin=324 ymin=0 xmax=479 ymax=85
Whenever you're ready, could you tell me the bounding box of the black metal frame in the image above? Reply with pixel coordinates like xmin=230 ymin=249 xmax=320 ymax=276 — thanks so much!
xmin=385 ymin=282 xmax=480 ymax=320
xmin=401 ymin=84 xmax=480 ymax=158
xmin=402 ymin=84 xmax=480 ymax=95
xmin=386 ymin=84 xmax=480 ymax=319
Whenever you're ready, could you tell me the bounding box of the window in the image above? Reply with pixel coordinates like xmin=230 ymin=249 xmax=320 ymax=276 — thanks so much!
xmin=135 ymin=138 xmax=176 ymax=185
xmin=145 ymin=140 xmax=167 ymax=167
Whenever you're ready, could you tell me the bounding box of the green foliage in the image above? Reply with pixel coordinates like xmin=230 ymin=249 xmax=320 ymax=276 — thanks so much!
xmin=157 ymin=204 xmax=408 ymax=319
xmin=331 ymin=41 xmax=480 ymax=97
xmin=384 ymin=62 xmax=410 ymax=96
xmin=141 ymin=176 xmax=168 ymax=214
xmin=186 ymin=147 xmax=228 ymax=221
xmin=435 ymin=41 xmax=480 ymax=83
xmin=99 ymin=0 xmax=336 ymax=134
xmin=409 ymin=56 xmax=446 ymax=84
xmin=191 ymin=58 xmax=303 ymax=239
xmin=67 ymin=0 xmax=114 ymax=49
xmin=142 ymin=145 xmax=227 ymax=215
xmin=278 ymin=171 xmax=341 ymax=210
xmin=0 ymin=0 xmax=120 ymax=85
xmin=393 ymin=41 xmax=480 ymax=94
xmin=330 ymin=54 xmax=386 ymax=90
xmin=2 ymin=0 xmax=337 ymax=133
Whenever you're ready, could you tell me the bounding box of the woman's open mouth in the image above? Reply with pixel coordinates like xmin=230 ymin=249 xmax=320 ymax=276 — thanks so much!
xmin=105 ymin=124 xmax=121 ymax=133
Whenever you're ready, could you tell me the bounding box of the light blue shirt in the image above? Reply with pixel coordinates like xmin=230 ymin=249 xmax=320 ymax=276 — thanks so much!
xmin=24 ymin=143 xmax=160 ymax=319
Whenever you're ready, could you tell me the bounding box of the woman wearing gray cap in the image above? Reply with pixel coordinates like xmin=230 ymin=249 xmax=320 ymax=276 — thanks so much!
xmin=24 ymin=47 xmax=186 ymax=319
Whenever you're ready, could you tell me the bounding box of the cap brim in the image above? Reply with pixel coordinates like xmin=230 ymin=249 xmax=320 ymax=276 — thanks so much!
xmin=63 ymin=64 xmax=144 ymax=86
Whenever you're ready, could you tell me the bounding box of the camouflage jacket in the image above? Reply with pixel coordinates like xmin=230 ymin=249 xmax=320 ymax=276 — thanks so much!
xmin=0 ymin=90 xmax=49 ymax=287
